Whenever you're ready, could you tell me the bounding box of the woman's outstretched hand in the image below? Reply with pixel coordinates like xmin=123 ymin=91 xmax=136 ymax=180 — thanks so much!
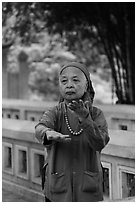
xmin=67 ymin=99 xmax=90 ymax=120
xmin=46 ymin=130 xmax=71 ymax=142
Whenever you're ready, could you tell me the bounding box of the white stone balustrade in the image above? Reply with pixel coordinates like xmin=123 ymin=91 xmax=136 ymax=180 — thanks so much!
xmin=2 ymin=99 xmax=135 ymax=131
xmin=2 ymin=118 xmax=135 ymax=201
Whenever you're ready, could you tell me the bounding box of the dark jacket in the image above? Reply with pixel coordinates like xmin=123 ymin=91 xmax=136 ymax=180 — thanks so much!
xmin=35 ymin=102 xmax=109 ymax=202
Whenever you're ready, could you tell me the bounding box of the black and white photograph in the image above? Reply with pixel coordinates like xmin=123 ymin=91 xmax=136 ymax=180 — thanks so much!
xmin=2 ymin=1 xmax=135 ymax=202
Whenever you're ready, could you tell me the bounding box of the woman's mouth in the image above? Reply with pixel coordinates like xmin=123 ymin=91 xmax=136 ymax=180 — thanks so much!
xmin=65 ymin=91 xmax=75 ymax=95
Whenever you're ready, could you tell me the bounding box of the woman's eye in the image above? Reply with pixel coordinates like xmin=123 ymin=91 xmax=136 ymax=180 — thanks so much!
xmin=73 ymin=79 xmax=79 ymax=82
xmin=61 ymin=80 xmax=67 ymax=83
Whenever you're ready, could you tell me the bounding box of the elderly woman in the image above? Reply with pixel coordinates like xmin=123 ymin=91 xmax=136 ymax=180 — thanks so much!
xmin=35 ymin=62 xmax=109 ymax=202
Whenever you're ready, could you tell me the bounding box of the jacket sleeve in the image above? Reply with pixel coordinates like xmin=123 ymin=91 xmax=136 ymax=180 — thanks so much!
xmin=35 ymin=106 xmax=58 ymax=147
xmin=79 ymin=107 xmax=110 ymax=152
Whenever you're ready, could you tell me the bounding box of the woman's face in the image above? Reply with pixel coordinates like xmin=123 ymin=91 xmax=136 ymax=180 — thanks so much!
xmin=59 ymin=66 xmax=87 ymax=102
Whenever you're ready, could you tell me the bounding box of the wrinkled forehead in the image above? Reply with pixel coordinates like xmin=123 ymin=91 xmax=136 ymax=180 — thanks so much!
xmin=60 ymin=66 xmax=86 ymax=78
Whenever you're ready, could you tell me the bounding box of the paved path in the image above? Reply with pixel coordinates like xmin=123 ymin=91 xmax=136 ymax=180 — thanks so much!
xmin=2 ymin=188 xmax=134 ymax=202
xmin=2 ymin=188 xmax=36 ymax=202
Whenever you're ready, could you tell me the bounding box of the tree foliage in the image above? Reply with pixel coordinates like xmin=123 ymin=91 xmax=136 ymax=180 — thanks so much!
xmin=2 ymin=2 xmax=135 ymax=104
xmin=6 ymin=31 xmax=112 ymax=103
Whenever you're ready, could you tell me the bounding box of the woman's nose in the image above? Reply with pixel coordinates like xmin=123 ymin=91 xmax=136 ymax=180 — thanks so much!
xmin=66 ymin=80 xmax=74 ymax=88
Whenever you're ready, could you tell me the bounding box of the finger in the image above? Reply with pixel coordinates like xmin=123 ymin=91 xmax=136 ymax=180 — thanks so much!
xmin=64 ymin=137 xmax=71 ymax=141
xmin=68 ymin=103 xmax=76 ymax=110
xmin=79 ymin=99 xmax=84 ymax=108
xmin=68 ymin=103 xmax=75 ymax=107
xmin=71 ymin=100 xmax=80 ymax=110
xmin=84 ymin=101 xmax=90 ymax=109
xmin=70 ymin=101 xmax=78 ymax=109
xmin=64 ymin=134 xmax=71 ymax=138
xmin=60 ymin=134 xmax=70 ymax=139
xmin=59 ymin=136 xmax=71 ymax=142
xmin=59 ymin=137 xmax=71 ymax=142
xmin=72 ymin=100 xmax=78 ymax=106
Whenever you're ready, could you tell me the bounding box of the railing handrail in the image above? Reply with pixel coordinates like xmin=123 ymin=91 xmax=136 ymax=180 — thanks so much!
xmin=2 ymin=99 xmax=135 ymax=116
xmin=2 ymin=118 xmax=135 ymax=159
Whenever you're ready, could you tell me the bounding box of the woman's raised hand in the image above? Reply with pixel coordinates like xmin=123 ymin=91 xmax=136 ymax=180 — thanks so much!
xmin=67 ymin=99 xmax=90 ymax=120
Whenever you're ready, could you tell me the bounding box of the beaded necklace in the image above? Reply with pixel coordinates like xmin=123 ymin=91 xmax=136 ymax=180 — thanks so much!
xmin=64 ymin=106 xmax=83 ymax=136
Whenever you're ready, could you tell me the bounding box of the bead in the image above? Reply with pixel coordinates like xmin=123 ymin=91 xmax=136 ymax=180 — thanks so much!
xmin=64 ymin=112 xmax=83 ymax=135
